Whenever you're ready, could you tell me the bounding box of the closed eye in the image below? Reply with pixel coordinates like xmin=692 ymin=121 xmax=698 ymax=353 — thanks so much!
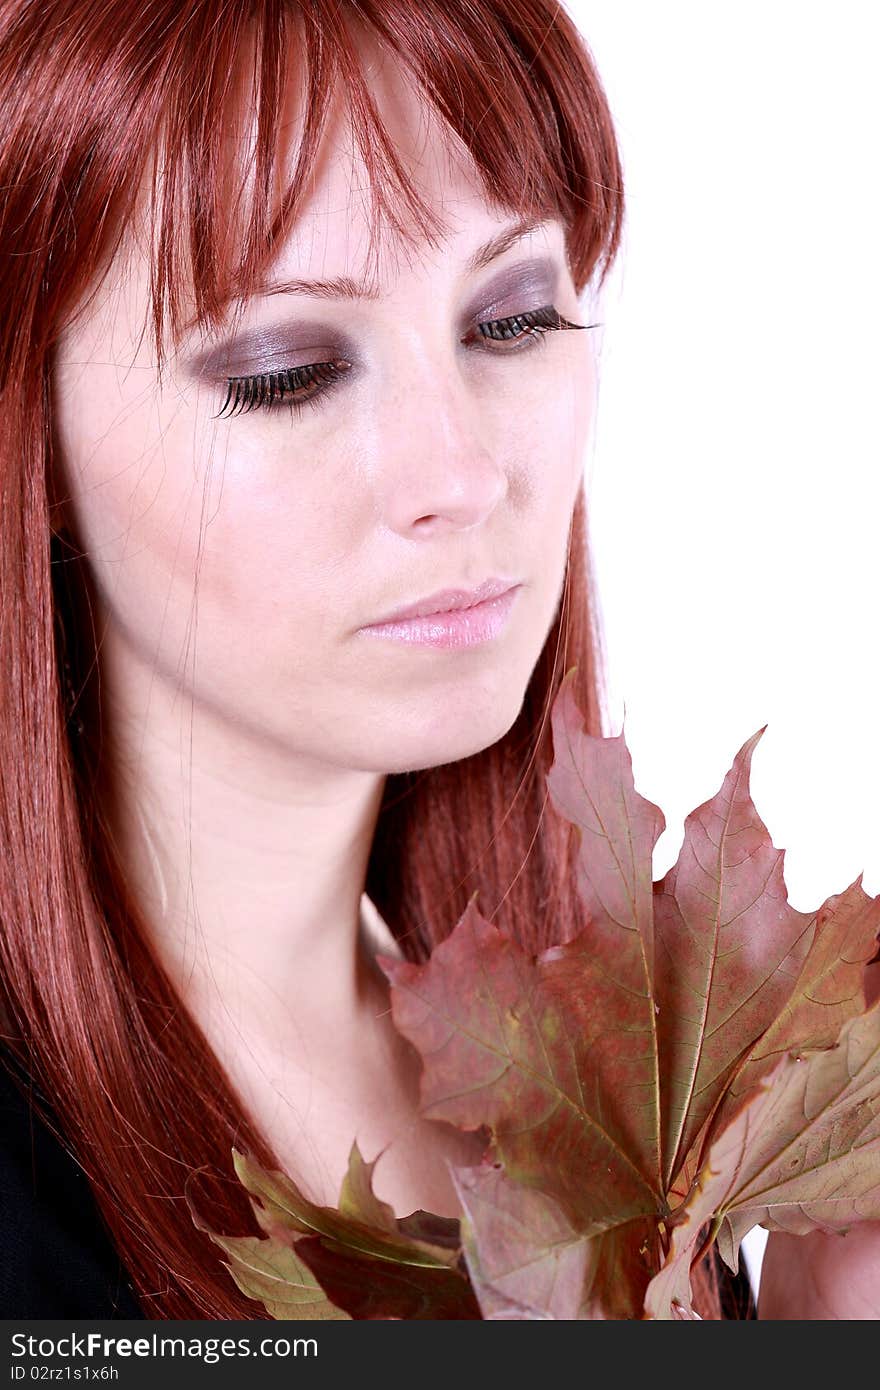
xmin=212 ymin=304 xmax=599 ymax=420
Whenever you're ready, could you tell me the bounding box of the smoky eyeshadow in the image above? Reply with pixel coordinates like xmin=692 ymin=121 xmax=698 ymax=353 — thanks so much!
xmin=185 ymin=254 xmax=564 ymax=382
xmin=458 ymin=255 xmax=562 ymax=323
xmin=185 ymin=322 xmax=358 ymax=382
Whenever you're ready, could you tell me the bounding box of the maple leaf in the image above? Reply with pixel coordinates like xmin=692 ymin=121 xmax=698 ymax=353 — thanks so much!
xmin=206 ymin=664 xmax=880 ymax=1319
xmin=543 ymin=675 xmax=664 ymax=1192
xmin=379 ymin=903 xmax=662 ymax=1237
xmin=378 ymin=666 xmax=880 ymax=1317
xmin=644 ymin=1002 xmax=880 ymax=1317
xmin=651 ymin=724 xmax=817 ymax=1185
xmin=719 ymin=874 xmax=880 ymax=1113
xmin=192 ymin=1222 xmax=351 ymax=1320
xmin=379 ymin=900 xmax=671 ymax=1318
xmin=451 ymin=1160 xmax=658 ymax=1319
xmin=192 ymin=1140 xmax=479 ymax=1319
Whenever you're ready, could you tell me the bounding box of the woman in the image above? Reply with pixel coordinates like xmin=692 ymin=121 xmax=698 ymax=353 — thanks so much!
xmin=0 ymin=0 xmax=868 ymax=1320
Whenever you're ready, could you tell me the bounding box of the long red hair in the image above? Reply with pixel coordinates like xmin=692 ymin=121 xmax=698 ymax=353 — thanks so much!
xmin=0 ymin=0 xmax=720 ymax=1318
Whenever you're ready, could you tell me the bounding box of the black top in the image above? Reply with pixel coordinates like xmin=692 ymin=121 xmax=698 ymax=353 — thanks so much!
xmin=0 ymin=1045 xmax=144 ymax=1319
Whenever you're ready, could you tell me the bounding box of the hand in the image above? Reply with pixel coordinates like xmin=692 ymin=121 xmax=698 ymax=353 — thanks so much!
xmin=758 ymin=1222 xmax=880 ymax=1319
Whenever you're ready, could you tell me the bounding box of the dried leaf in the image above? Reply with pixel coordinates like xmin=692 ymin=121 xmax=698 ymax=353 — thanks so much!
xmin=187 ymin=1191 xmax=350 ymax=1319
xmin=294 ymin=1233 xmax=481 ymax=1320
xmin=451 ymin=1161 xmax=589 ymax=1319
xmin=376 ymin=670 xmax=880 ymax=1318
xmin=545 ymin=670 xmax=663 ymax=1190
xmin=379 ymin=903 xmax=661 ymax=1237
xmin=232 ymin=1143 xmax=459 ymax=1267
xmin=336 ymin=1140 xmax=400 ymax=1229
xmin=653 ymin=726 xmax=816 ymax=1185
xmin=448 ymin=1159 xmax=659 ymax=1320
xmin=207 ymin=1230 xmax=351 ymax=1320
xmin=724 ymin=875 xmax=880 ymax=1107
xmin=645 ymin=1004 xmax=880 ymax=1317
xmin=193 ymin=1139 xmax=473 ymax=1319
xmin=207 ymin=666 xmax=880 ymax=1320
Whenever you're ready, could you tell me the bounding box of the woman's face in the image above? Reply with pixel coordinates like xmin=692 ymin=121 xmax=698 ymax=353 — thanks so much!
xmin=51 ymin=61 xmax=597 ymax=778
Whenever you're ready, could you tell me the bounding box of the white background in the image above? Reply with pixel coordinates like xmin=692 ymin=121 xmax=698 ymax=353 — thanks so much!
xmin=566 ymin=1 xmax=879 ymax=1296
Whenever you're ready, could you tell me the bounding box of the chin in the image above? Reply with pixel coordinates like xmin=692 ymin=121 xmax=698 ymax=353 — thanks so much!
xmin=380 ymin=677 xmax=527 ymax=774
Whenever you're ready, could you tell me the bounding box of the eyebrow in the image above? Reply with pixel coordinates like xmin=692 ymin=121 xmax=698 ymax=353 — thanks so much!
xmin=259 ymin=214 xmax=554 ymax=304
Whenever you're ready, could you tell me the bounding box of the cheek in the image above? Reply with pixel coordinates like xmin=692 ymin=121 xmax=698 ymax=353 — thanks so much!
xmin=52 ymin=368 xmax=360 ymax=685
xmin=520 ymin=351 xmax=593 ymax=539
xmin=198 ymin=427 xmax=366 ymax=656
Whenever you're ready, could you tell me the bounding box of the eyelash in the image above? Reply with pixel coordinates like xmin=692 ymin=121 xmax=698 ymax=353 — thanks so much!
xmin=212 ymin=304 xmax=597 ymax=420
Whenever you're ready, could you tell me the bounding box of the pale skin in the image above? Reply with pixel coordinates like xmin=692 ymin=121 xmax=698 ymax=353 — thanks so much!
xmin=48 ymin=35 xmax=880 ymax=1316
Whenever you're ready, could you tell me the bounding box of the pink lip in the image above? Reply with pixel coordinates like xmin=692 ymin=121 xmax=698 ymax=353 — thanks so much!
xmin=358 ymin=582 xmax=522 ymax=649
xmin=370 ymin=577 xmax=520 ymax=625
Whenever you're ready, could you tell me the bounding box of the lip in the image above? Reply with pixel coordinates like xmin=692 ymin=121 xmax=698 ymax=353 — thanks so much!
xmin=358 ymin=580 xmax=522 ymax=649
xmin=368 ymin=577 xmax=521 ymax=625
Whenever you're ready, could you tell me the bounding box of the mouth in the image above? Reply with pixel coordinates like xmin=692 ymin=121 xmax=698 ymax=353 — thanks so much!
xmin=368 ymin=577 xmax=521 ymax=626
xmin=356 ymin=582 xmax=522 ymax=649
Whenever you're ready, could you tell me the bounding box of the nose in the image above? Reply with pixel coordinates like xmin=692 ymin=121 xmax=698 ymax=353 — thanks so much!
xmin=375 ymin=358 xmax=508 ymax=539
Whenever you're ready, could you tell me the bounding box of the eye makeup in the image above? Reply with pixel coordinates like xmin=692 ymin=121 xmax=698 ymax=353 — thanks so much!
xmin=457 ymin=255 xmax=562 ymax=324
xmin=184 ymin=251 xmax=598 ymax=421
xmin=186 ymin=255 xmax=564 ymax=382
xmin=186 ymin=321 xmax=358 ymax=384
xmin=213 ymin=305 xmax=593 ymax=419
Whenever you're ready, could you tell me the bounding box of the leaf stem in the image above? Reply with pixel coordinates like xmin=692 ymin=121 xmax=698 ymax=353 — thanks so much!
xmin=690 ymin=1214 xmax=723 ymax=1273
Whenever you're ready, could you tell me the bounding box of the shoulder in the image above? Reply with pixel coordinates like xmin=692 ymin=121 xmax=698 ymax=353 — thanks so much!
xmin=0 ymin=1045 xmax=144 ymax=1319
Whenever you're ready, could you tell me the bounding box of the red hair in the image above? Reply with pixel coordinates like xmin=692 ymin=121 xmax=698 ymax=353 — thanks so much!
xmin=0 ymin=0 xmax=720 ymax=1318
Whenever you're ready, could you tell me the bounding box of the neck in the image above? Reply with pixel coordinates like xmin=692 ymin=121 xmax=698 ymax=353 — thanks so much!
xmin=96 ymin=626 xmax=389 ymax=1054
